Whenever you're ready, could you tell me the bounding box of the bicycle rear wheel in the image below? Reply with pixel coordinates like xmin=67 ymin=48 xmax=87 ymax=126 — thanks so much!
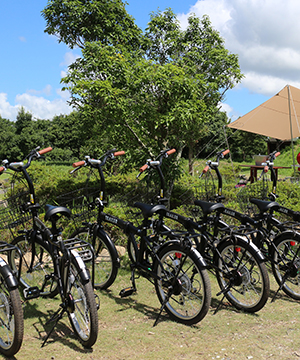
xmin=0 ymin=264 xmax=24 ymax=357
xmin=154 ymin=242 xmax=211 ymax=325
xmin=67 ymin=257 xmax=98 ymax=348
xmin=9 ymin=235 xmax=58 ymax=298
xmin=272 ymin=231 xmax=300 ymax=300
xmin=215 ymin=235 xmax=269 ymax=312
xmin=71 ymin=226 xmax=119 ymax=289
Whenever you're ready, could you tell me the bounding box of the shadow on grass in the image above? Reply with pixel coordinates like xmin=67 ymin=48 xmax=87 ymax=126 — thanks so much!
xmin=23 ymin=300 xmax=95 ymax=352
xmin=100 ymin=287 xmax=171 ymax=326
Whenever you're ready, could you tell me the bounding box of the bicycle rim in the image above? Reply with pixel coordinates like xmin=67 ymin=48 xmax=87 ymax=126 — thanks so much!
xmin=67 ymin=262 xmax=98 ymax=348
xmin=272 ymin=234 xmax=300 ymax=300
xmin=155 ymin=244 xmax=211 ymax=325
xmin=0 ymin=275 xmax=23 ymax=356
xmin=216 ymin=239 xmax=269 ymax=312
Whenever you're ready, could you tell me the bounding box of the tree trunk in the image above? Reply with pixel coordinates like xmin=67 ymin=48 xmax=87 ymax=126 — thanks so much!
xmin=188 ymin=146 xmax=194 ymax=176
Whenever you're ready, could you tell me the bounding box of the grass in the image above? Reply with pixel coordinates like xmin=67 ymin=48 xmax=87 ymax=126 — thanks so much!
xmin=6 ymin=266 xmax=300 ymax=360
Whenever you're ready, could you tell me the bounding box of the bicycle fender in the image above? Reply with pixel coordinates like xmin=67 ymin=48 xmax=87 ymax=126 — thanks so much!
xmin=0 ymin=258 xmax=19 ymax=290
xmin=158 ymin=240 xmax=207 ymax=269
xmin=221 ymin=235 xmax=265 ymax=262
xmin=70 ymin=250 xmax=90 ymax=284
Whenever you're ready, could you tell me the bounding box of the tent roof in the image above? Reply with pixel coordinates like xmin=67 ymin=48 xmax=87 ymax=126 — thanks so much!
xmin=227 ymin=85 xmax=300 ymax=141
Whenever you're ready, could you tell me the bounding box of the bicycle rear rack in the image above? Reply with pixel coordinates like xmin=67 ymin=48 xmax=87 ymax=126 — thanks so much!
xmin=63 ymin=237 xmax=95 ymax=287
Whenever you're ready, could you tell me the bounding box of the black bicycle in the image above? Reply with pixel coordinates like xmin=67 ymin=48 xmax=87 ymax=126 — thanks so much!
xmin=136 ymin=149 xmax=270 ymax=313
xmin=1 ymin=147 xmax=98 ymax=348
xmin=71 ymin=149 xmax=212 ymax=326
xmin=201 ymin=149 xmax=300 ymax=302
xmin=0 ymin=241 xmax=24 ymax=356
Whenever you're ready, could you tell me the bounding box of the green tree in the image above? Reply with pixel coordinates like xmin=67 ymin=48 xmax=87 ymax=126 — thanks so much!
xmin=42 ymin=0 xmax=143 ymax=50
xmin=47 ymin=112 xmax=85 ymax=159
xmin=60 ymin=9 xmax=242 ymax=175
xmin=227 ymin=128 xmax=268 ymax=162
xmin=0 ymin=116 xmax=19 ymax=161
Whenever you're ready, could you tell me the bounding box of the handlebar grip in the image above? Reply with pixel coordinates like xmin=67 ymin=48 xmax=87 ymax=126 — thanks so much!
xmin=264 ymin=165 xmax=269 ymax=173
xmin=139 ymin=164 xmax=148 ymax=173
xmin=203 ymin=165 xmax=210 ymax=174
xmin=222 ymin=149 xmax=230 ymax=156
xmin=114 ymin=151 xmax=125 ymax=156
xmin=167 ymin=149 xmax=176 ymax=155
xmin=72 ymin=160 xmax=85 ymax=168
xmin=39 ymin=147 xmax=52 ymax=155
xmin=275 ymin=152 xmax=280 ymax=158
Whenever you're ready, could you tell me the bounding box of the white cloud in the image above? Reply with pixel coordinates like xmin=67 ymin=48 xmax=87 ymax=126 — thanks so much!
xmin=0 ymin=92 xmax=73 ymax=121
xmin=0 ymin=94 xmax=19 ymax=120
xmin=60 ymin=51 xmax=81 ymax=67
xmin=0 ymin=50 xmax=81 ymax=121
xmin=179 ymin=0 xmax=300 ymax=96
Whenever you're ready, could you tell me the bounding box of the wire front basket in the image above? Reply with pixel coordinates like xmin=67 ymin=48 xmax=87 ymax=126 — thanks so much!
xmin=56 ymin=187 xmax=99 ymax=224
xmin=236 ymin=173 xmax=271 ymax=215
xmin=0 ymin=190 xmax=32 ymax=241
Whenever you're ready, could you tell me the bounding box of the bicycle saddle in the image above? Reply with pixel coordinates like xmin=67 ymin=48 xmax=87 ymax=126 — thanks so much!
xmin=250 ymin=198 xmax=280 ymax=213
xmin=134 ymin=202 xmax=166 ymax=218
xmin=44 ymin=204 xmax=71 ymax=221
xmin=194 ymin=200 xmax=225 ymax=215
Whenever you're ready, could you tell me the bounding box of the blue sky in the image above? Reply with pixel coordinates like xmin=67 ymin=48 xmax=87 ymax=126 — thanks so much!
xmin=1 ymin=0 xmax=300 ymax=122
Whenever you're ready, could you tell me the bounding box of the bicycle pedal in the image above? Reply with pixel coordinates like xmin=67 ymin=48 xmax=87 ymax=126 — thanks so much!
xmin=119 ymin=287 xmax=135 ymax=298
xmin=23 ymin=286 xmax=40 ymax=300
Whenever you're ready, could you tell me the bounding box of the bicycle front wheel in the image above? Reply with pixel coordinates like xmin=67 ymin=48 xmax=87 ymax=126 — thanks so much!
xmin=9 ymin=235 xmax=58 ymax=298
xmin=272 ymin=231 xmax=300 ymax=300
xmin=67 ymin=258 xmax=98 ymax=348
xmin=154 ymin=242 xmax=211 ymax=325
xmin=0 ymin=265 xmax=24 ymax=357
xmin=215 ymin=236 xmax=269 ymax=312
xmin=71 ymin=227 xmax=119 ymax=290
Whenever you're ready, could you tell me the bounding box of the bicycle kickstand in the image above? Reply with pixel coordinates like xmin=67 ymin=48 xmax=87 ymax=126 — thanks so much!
xmin=153 ymin=288 xmax=171 ymax=327
xmin=271 ymin=273 xmax=289 ymax=303
xmin=119 ymin=265 xmax=137 ymax=298
xmin=41 ymin=306 xmax=65 ymax=347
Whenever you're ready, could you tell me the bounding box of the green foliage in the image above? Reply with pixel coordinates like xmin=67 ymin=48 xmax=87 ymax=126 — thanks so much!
xmin=227 ymin=128 xmax=268 ymax=162
xmin=58 ymin=7 xmax=243 ymax=176
xmin=42 ymin=0 xmax=143 ymax=50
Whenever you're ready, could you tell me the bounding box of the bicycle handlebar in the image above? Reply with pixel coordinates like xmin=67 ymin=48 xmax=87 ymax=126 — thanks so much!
xmin=72 ymin=149 xmax=125 ymax=170
xmin=0 ymin=146 xmax=52 ymax=174
xmin=38 ymin=147 xmax=53 ymax=155
xmin=137 ymin=148 xmax=176 ymax=178
xmin=200 ymin=149 xmax=230 ymax=176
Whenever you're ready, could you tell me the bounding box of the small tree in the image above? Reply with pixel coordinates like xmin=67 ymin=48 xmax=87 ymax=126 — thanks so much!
xmin=59 ymin=9 xmax=243 ymax=174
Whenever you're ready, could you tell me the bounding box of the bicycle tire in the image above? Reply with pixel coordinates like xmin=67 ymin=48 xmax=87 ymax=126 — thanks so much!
xmin=67 ymin=257 xmax=98 ymax=348
xmin=215 ymin=235 xmax=269 ymax=312
xmin=0 ymin=264 xmax=24 ymax=357
xmin=272 ymin=231 xmax=300 ymax=300
xmin=154 ymin=242 xmax=211 ymax=325
xmin=9 ymin=235 xmax=58 ymax=298
xmin=71 ymin=227 xmax=119 ymax=290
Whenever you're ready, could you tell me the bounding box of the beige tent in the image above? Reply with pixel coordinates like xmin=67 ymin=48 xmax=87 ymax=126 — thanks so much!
xmin=228 ymin=85 xmax=300 ymax=141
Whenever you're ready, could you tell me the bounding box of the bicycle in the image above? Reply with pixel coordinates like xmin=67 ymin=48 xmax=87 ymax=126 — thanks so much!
xmin=1 ymin=147 xmax=98 ymax=348
xmin=71 ymin=149 xmax=212 ymax=326
xmin=136 ymin=149 xmax=270 ymax=313
xmin=0 ymin=241 xmax=24 ymax=356
xmin=200 ymin=149 xmax=300 ymax=302
xmin=65 ymin=150 xmax=122 ymax=290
